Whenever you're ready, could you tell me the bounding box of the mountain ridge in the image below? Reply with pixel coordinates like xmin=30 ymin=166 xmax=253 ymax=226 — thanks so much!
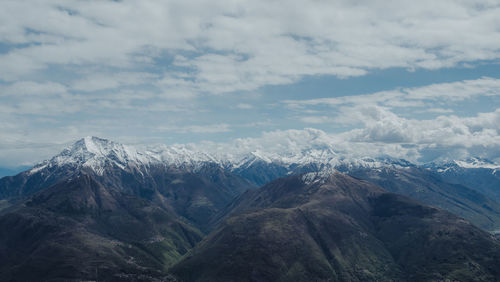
xmin=3 ymin=136 xmax=500 ymax=231
xmin=26 ymin=136 xmax=499 ymax=177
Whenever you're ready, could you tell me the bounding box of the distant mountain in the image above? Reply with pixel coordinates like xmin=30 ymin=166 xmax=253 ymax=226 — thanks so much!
xmin=171 ymin=173 xmax=500 ymax=282
xmin=345 ymin=166 xmax=500 ymax=231
xmin=426 ymin=159 xmax=500 ymax=204
xmin=7 ymin=136 xmax=500 ymax=178
xmin=0 ymin=173 xmax=202 ymax=281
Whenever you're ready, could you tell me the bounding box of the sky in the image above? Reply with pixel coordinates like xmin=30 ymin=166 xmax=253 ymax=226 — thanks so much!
xmin=1 ymin=0 xmax=500 ymax=167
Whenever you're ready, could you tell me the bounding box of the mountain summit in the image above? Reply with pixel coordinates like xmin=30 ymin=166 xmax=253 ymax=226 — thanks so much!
xmin=32 ymin=136 xmax=155 ymax=175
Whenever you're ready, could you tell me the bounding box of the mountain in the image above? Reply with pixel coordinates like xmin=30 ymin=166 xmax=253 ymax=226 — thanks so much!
xmin=0 ymin=172 xmax=202 ymax=281
xmin=427 ymin=159 xmax=500 ymax=204
xmin=2 ymin=136 xmax=500 ymax=232
xmin=1 ymin=136 xmax=500 ymax=280
xmin=171 ymin=172 xmax=500 ymax=282
xmin=345 ymin=166 xmax=500 ymax=231
xmin=230 ymin=160 xmax=500 ymax=231
xmin=0 ymin=137 xmax=256 ymax=231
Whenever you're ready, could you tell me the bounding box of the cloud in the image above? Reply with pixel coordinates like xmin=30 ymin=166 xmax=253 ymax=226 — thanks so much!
xmin=283 ymin=77 xmax=500 ymax=111
xmin=417 ymin=108 xmax=454 ymax=114
xmin=158 ymin=123 xmax=231 ymax=134
xmin=189 ymin=107 xmax=500 ymax=164
xmin=3 ymin=106 xmax=500 ymax=166
xmin=1 ymin=1 xmax=500 ymax=166
xmin=71 ymin=72 xmax=158 ymax=92
xmin=235 ymin=103 xmax=253 ymax=110
xmin=1 ymin=1 xmax=500 ymax=93
xmin=0 ymin=81 xmax=67 ymax=97
xmin=299 ymin=116 xmax=332 ymax=124
xmin=336 ymin=106 xmax=500 ymax=161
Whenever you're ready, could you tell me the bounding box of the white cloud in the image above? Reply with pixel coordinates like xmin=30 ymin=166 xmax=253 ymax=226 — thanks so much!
xmin=188 ymin=107 xmax=500 ymax=164
xmin=335 ymin=106 xmax=500 ymax=160
xmin=3 ymin=106 xmax=500 ymax=166
xmin=71 ymin=72 xmax=158 ymax=92
xmin=299 ymin=116 xmax=332 ymax=124
xmin=1 ymin=1 xmax=500 ymax=166
xmin=283 ymin=77 xmax=500 ymax=111
xmin=0 ymin=81 xmax=67 ymax=97
xmin=417 ymin=108 xmax=454 ymax=114
xmin=235 ymin=103 xmax=253 ymax=109
xmin=158 ymin=123 xmax=231 ymax=134
xmin=1 ymin=1 xmax=500 ymax=93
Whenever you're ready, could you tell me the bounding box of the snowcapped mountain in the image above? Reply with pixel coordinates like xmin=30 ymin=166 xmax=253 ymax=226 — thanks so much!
xmin=28 ymin=136 xmax=223 ymax=176
xmin=2 ymin=138 xmax=500 ymax=281
xmin=1 ymin=136 xmax=256 ymax=231
xmin=29 ymin=136 xmax=157 ymax=175
xmin=27 ymin=136 xmax=422 ymax=177
xmin=0 ymin=136 xmax=426 ymax=208
xmin=2 ymin=136 xmax=500 ymax=231
xmin=18 ymin=136 xmax=500 ymax=198
xmin=426 ymin=157 xmax=500 ymax=172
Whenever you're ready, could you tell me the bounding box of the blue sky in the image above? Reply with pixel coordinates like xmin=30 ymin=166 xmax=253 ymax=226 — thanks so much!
xmin=1 ymin=0 xmax=500 ymax=167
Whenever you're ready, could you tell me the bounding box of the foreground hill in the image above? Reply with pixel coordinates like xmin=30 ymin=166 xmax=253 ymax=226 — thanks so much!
xmin=171 ymin=172 xmax=500 ymax=282
xmin=0 ymin=173 xmax=202 ymax=281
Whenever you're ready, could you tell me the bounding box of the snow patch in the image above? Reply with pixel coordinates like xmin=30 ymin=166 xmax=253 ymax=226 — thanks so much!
xmin=27 ymin=163 xmax=48 ymax=175
xmin=301 ymin=169 xmax=337 ymax=185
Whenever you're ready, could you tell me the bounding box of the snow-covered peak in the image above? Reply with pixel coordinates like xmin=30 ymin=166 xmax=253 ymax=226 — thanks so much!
xmin=427 ymin=157 xmax=500 ymax=172
xmin=29 ymin=136 xmax=232 ymax=175
xmin=30 ymin=136 xmax=159 ymax=175
xmin=63 ymin=136 xmax=122 ymax=159
xmin=453 ymin=158 xmax=500 ymax=169
xmin=59 ymin=136 xmax=150 ymax=164
xmin=26 ymin=136 xmax=500 ymax=177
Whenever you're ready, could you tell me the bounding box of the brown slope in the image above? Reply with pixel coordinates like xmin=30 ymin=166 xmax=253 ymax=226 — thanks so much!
xmin=171 ymin=172 xmax=500 ymax=282
xmin=0 ymin=173 xmax=202 ymax=281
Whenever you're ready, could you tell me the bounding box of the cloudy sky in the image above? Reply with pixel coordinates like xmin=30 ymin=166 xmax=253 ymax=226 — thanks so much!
xmin=1 ymin=0 xmax=500 ymax=167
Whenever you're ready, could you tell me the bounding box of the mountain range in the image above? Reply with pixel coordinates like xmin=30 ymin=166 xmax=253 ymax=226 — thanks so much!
xmin=173 ymin=172 xmax=500 ymax=281
xmin=0 ymin=136 xmax=499 ymax=281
